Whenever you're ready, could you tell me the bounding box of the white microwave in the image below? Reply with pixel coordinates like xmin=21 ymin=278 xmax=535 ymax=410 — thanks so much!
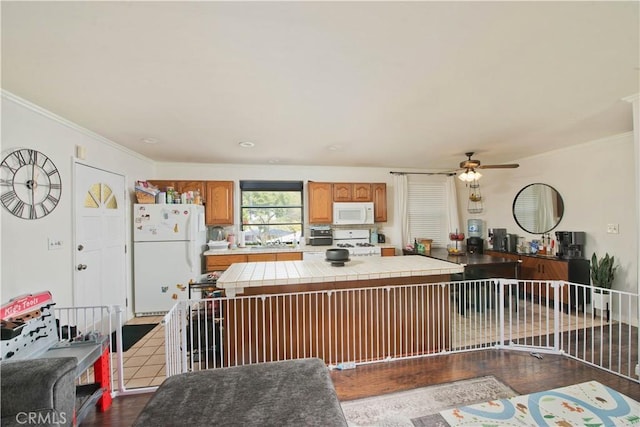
xmin=333 ymin=202 xmax=374 ymax=225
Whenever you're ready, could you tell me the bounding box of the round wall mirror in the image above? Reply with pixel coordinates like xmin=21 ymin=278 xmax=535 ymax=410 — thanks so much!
xmin=512 ymin=183 xmax=564 ymax=234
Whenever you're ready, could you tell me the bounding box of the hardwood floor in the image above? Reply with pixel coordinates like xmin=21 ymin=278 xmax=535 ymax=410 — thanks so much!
xmin=80 ymin=349 xmax=639 ymax=426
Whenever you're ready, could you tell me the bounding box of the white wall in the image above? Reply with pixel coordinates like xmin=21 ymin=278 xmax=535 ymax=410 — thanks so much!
xmin=1 ymin=92 xmax=155 ymax=313
xmin=2 ymin=92 xmax=637 ymax=322
xmin=459 ymin=132 xmax=637 ymax=295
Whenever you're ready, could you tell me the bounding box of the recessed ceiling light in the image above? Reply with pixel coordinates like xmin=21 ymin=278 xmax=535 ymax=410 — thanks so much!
xmin=238 ymin=141 xmax=255 ymax=148
xmin=141 ymin=137 xmax=159 ymax=144
xmin=327 ymin=144 xmax=343 ymax=151
xmin=268 ymin=159 xmax=280 ymax=164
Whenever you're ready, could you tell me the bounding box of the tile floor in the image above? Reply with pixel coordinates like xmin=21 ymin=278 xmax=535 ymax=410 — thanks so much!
xmin=114 ymin=316 xmax=166 ymax=389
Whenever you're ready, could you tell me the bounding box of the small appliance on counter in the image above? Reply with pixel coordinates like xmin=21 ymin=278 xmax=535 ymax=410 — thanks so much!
xmin=555 ymin=231 xmax=586 ymax=259
xmin=466 ymin=237 xmax=484 ymax=254
xmin=467 ymin=219 xmax=484 ymax=254
xmin=377 ymin=232 xmax=386 ymax=243
xmin=467 ymin=219 xmax=483 ymax=238
xmin=489 ymin=228 xmax=507 ymax=251
xmin=309 ymin=226 xmax=333 ymax=246
xmin=209 ymin=226 xmax=225 ymax=241
xmin=370 ymin=228 xmax=378 ymax=245
xmin=505 ymin=233 xmax=518 ymax=253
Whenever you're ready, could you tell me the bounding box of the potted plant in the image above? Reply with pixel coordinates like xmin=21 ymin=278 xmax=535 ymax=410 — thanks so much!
xmin=590 ymin=252 xmax=617 ymax=311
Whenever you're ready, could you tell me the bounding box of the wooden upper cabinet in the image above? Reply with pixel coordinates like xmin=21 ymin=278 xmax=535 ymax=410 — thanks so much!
xmin=174 ymin=181 xmax=206 ymax=196
xmin=333 ymin=183 xmax=371 ymax=202
xmin=308 ymin=182 xmax=333 ymax=224
xmin=333 ymin=183 xmax=352 ymax=202
xmin=372 ymin=183 xmax=387 ymax=222
xmin=146 ymin=180 xmax=205 ymax=203
xmin=352 ymin=183 xmax=372 ymax=201
xmin=205 ymin=181 xmax=234 ymax=225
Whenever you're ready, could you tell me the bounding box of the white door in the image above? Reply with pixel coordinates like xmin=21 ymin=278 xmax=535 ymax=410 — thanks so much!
xmin=74 ymin=163 xmax=126 ymax=310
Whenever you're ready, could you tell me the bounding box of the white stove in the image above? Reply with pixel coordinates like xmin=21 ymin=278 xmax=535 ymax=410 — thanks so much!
xmin=333 ymin=229 xmax=382 ymax=257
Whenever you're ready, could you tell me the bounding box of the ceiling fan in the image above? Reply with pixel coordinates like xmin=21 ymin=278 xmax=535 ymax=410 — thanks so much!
xmin=457 ymin=152 xmax=519 ymax=181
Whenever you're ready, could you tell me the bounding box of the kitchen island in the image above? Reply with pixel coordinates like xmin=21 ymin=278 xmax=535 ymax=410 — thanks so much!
xmin=404 ymin=248 xmax=519 ymax=279
xmin=215 ymin=256 xmax=464 ymax=366
xmin=217 ymin=255 xmax=464 ymax=297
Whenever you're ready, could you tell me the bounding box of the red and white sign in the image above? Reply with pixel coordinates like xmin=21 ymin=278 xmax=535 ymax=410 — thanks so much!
xmin=1 ymin=291 xmax=53 ymax=321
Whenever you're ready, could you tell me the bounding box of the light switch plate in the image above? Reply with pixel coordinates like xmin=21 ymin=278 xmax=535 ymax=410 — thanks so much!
xmin=48 ymin=238 xmax=64 ymax=250
xmin=606 ymin=224 xmax=619 ymax=234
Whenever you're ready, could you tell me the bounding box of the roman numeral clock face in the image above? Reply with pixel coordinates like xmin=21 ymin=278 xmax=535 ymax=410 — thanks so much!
xmin=0 ymin=149 xmax=62 ymax=219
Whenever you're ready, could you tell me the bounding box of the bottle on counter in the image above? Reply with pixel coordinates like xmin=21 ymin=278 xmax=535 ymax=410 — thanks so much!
xmin=370 ymin=228 xmax=378 ymax=245
xmin=166 ymin=186 xmax=175 ymax=204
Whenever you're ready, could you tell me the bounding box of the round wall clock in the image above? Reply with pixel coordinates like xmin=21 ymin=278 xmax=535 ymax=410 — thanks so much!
xmin=0 ymin=148 xmax=62 ymax=219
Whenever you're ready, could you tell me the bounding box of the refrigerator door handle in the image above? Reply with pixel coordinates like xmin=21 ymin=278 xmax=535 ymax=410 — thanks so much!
xmin=187 ymin=239 xmax=195 ymax=272
xmin=185 ymin=212 xmax=194 ymax=271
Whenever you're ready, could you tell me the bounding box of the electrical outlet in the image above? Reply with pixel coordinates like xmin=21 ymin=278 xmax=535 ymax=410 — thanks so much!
xmin=635 ymin=363 xmax=639 ymax=377
xmin=606 ymin=224 xmax=619 ymax=234
xmin=48 ymin=238 xmax=63 ymax=250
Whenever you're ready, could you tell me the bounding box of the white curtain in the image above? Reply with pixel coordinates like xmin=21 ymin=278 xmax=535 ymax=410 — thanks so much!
xmin=445 ymin=175 xmax=461 ymax=235
xmin=535 ymin=184 xmax=556 ymax=233
xmin=393 ymin=173 xmax=410 ymax=248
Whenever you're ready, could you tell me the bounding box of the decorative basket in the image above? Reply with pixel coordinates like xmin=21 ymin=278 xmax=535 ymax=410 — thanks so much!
xmin=136 ymin=190 xmax=156 ymax=204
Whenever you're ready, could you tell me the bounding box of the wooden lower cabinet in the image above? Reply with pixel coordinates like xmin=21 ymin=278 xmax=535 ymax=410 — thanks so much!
xmin=206 ymin=254 xmax=248 ymax=272
xmin=276 ymin=252 xmax=303 ymax=261
xmin=485 ymin=250 xmax=590 ymax=308
xmin=381 ymin=247 xmax=395 ymax=257
xmin=205 ymin=252 xmax=302 ymax=272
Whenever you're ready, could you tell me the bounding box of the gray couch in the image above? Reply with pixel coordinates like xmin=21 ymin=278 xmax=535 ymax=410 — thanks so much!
xmin=134 ymin=358 xmax=347 ymax=426
xmin=1 ymin=357 xmax=77 ymax=427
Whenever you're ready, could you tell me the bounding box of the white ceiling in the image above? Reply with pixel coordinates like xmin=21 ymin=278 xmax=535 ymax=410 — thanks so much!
xmin=2 ymin=1 xmax=638 ymax=171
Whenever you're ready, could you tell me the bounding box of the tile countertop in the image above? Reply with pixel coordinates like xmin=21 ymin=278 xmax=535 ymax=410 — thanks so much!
xmin=216 ymin=256 xmax=464 ymax=297
xmin=204 ymin=244 xmax=396 ymax=256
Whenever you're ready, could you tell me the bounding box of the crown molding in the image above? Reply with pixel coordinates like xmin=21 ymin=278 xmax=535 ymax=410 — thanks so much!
xmin=1 ymin=89 xmax=155 ymax=165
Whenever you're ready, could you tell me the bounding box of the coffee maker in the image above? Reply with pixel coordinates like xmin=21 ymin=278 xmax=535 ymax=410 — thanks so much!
xmin=466 ymin=237 xmax=484 ymax=254
xmin=555 ymin=231 xmax=586 ymax=259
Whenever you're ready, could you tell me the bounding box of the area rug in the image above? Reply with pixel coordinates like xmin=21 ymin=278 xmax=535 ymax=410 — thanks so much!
xmin=341 ymin=375 xmax=518 ymax=426
xmin=111 ymin=323 xmax=157 ymax=352
xmin=440 ymin=380 xmax=640 ymax=427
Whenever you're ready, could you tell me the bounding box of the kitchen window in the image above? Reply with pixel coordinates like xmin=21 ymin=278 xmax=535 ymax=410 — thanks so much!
xmin=239 ymin=180 xmax=303 ymax=246
xmin=407 ymin=177 xmax=448 ymax=248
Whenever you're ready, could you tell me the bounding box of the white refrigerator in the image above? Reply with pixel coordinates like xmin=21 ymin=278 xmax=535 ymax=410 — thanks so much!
xmin=133 ymin=204 xmax=207 ymax=315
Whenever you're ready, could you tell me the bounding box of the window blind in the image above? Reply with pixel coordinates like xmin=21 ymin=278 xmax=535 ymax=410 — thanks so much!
xmin=407 ymin=180 xmax=448 ymax=247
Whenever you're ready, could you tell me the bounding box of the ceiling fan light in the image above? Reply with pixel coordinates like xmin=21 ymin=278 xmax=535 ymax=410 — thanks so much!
xmin=459 ymin=169 xmax=482 ymax=182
